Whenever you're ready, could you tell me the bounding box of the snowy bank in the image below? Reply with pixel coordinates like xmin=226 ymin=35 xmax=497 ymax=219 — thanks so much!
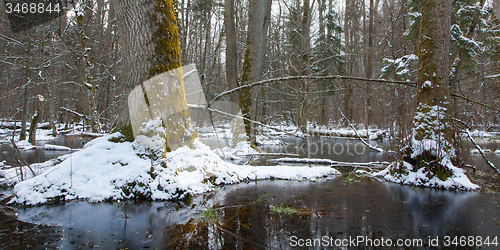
xmin=9 ymin=133 xmax=340 ymax=205
xmin=374 ymin=161 xmax=479 ymax=191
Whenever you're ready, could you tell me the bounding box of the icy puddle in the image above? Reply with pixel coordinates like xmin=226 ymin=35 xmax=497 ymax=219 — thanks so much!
xmin=14 ymin=178 xmax=500 ymax=249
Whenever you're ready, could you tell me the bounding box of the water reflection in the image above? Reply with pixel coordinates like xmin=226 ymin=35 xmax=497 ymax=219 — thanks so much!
xmin=15 ymin=178 xmax=500 ymax=249
xmin=0 ymin=136 xmax=87 ymax=166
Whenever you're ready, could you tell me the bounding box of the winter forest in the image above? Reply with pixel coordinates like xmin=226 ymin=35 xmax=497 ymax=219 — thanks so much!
xmin=1 ymin=0 xmax=500 ymax=248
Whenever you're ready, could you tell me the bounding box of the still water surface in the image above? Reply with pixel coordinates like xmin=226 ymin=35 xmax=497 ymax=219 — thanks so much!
xmin=3 ymin=135 xmax=500 ymax=249
xmin=15 ymin=178 xmax=499 ymax=249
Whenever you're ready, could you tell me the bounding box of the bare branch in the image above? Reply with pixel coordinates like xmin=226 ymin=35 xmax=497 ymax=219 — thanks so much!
xmin=337 ymin=108 xmax=385 ymax=153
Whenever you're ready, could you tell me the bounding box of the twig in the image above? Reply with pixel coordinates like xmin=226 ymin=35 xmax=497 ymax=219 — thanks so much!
xmin=337 ymin=108 xmax=384 ymax=152
xmin=205 ymin=106 xmax=307 ymax=139
xmin=466 ymin=130 xmax=499 ymax=174
xmin=10 ymin=139 xmax=36 ymax=180
xmin=453 ymin=118 xmax=500 ymax=175
xmin=209 ymin=75 xmax=499 ymax=113
xmin=465 ymin=130 xmax=500 ymax=175
xmin=450 ymin=93 xmax=500 ymax=112
xmin=210 ymin=75 xmax=416 ymax=104
xmin=58 ymin=107 xmax=91 ymax=121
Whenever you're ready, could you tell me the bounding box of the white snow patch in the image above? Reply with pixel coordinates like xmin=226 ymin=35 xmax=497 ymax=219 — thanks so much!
xmin=374 ymin=161 xmax=479 ymax=191
xmin=43 ymin=144 xmax=72 ymax=151
xmin=468 ymin=130 xmax=493 ymax=138
xmin=15 ymin=140 xmax=37 ymax=150
xmin=9 ymin=133 xmax=340 ymax=205
xmin=470 ymin=149 xmax=480 ymax=154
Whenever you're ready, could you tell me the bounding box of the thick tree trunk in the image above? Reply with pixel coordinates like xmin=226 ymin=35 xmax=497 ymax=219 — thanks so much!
xmin=343 ymin=0 xmax=353 ymax=125
xmin=406 ymin=0 xmax=453 ymax=174
xmin=115 ymin=0 xmax=197 ymax=151
xmin=114 ymin=0 xmax=156 ymax=138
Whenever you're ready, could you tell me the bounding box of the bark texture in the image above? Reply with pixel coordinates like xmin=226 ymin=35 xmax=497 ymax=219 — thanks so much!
xmin=238 ymin=0 xmax=272 ymax=147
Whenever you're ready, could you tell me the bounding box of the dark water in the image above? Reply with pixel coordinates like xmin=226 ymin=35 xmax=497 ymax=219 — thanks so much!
xmin=261 ymin=137 xmax=500 ymax=173
xmin=0 ymin=136 xmax=86 ymax=166
xmin=4 ymin=136 xmax=500 ymax=249
xmin=14 ymin=178 xmax=500 ymax=249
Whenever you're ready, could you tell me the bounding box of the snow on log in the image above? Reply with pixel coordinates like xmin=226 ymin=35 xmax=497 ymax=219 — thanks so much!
xmin=43 ymin=144 xmax=72 ymax=151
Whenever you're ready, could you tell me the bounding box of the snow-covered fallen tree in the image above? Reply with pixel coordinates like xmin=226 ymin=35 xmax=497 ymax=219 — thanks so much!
xmin=9 ymin=133 xmax=340 ymax=206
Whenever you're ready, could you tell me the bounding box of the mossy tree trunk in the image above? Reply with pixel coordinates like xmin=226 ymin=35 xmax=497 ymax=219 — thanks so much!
xmin=238 ymin=0 xmax=272 ymax=148
xmin=404 ymin=0 xmax=454 ymax=174
xmin=115 ymin=0 xmax=197 ymax=151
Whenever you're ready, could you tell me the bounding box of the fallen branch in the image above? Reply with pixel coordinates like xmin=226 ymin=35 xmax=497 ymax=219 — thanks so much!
xmin=337 ymin=108 xmax=385 ymax=153
xmin=210 ymin=74 xmax=498 ymax=113
xmin=465 ymin=129 xmax=500 ymax=175
xmin=453 ymin=118 xmax=500 ymax=175
xmin=245 ymin=153 xmax=299 ymax=157
xmin=269 ymin=157 xmax=390 ymax=169
xmin=10 ymin=139 xmax=36 ymax=180
xmin=58 ymin=107 xmax=91 ymax=121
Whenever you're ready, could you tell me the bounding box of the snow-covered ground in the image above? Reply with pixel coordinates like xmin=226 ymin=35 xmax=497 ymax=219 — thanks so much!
xmin=7 ymin=133 xmax=340 ymax=206
xmin=1 ymin=122 xmax=498 ymax=204
xmin=374 ymin=160 xmax=479 ymax=191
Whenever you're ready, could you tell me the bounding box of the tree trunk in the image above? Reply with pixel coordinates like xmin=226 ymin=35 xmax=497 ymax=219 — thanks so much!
xmin=238 ymin=0 xmax=272 ymax=147
xmin=115 ymin=0 xmax=197 ymax=151
xmin=225 ymin=0 xmax=238 ymax=105
xmin=343 ymin=0 xmax=352 ymax=125
xmin=405 ymin=0 xmax=453 ymax=173
xmin=113 ymin=0 xmax=156 ymax=139
xmin=76 ymin=2 xmax=98 ymax=133
xmin=297 ymin=0 xmax=312 ymax=131
xmin=28 ymin=96 xmax=43 ymax=145
xmin=20 ymin=32 xmax=33 ymax=141
xmin=364 ymin=0 xmax=374 ymax=134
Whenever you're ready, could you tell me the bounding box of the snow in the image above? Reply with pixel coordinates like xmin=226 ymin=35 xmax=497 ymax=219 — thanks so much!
xmin=15 ymin=140 xmax=37 ymax=150
xmin=214 ymin=140 xmax=258 ymax=163
xmin=468 ymin=130 xmax=493 ymax=137
xmin=306 ymin=125 xmax=388 ymax=140
xmin=43 ymin=144 xmax=72 ymax=151
xmin=374 ymin=101 xmax=481 ymax=191
xmin=422 ymin=81 xmax=432 ymax=88
xmin=0 ymin=155 xmax=70 ymax=187
xmin=9 ymin=133 xmax=340 ymax=205
xmin=374 ymin=160 xmax=479 ymax=191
